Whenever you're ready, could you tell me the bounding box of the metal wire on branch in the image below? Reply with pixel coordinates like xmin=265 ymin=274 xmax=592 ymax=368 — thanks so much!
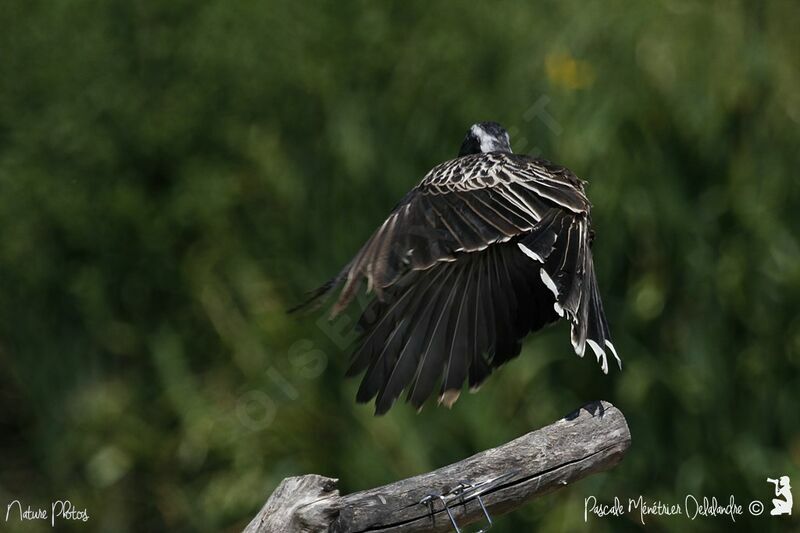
xmin=244 ymin=400 xmax=631 ymax=533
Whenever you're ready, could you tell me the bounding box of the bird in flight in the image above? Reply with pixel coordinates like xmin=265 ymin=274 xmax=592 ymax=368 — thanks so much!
xmin=296 ymin=121 xmax=620 ymax=414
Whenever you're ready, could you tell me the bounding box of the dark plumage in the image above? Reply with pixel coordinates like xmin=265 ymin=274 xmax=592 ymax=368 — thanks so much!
xmin=296 ymin=121 xmax=620 ymax=414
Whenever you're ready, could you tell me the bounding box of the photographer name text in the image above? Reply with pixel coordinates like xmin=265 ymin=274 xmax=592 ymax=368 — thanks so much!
xmin=584 ymin=494 xmax=767 ymax=524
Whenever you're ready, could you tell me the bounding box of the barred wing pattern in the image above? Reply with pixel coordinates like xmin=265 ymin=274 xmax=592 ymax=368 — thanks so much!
xmin=309 ymin=152 xmax=619 ymax=414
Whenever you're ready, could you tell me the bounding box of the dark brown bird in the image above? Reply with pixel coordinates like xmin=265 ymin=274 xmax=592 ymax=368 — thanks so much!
xmin=295 ymin=121 xmax=620 ymax=414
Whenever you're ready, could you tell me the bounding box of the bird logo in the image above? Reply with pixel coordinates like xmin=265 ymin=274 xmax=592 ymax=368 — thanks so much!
xmin=293 ymin=121 xmax=620 ymax=414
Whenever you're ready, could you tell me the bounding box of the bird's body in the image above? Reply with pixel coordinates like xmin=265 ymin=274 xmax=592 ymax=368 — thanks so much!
xmin=298 ymin=122 xmax=619 ymax=414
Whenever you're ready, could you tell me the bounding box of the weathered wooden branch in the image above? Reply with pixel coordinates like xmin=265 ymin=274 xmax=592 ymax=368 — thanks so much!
xmin=244 ymin=400 xmax=630 ymax=533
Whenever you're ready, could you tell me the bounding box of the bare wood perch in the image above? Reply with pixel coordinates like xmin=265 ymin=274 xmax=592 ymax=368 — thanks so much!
xmin=244 ymin=400 xmax=630 ymax=533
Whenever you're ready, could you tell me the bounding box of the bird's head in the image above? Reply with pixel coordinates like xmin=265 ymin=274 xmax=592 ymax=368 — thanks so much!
xmin=458 ymin=121 xmax=512 ymax=156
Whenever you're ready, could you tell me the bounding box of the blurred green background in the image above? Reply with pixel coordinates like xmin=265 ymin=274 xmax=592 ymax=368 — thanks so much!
xmin=1 ymin=0 xmax=799 ymax=531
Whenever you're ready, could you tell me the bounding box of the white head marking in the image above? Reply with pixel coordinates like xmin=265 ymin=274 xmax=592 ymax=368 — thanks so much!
xmin=471 ymin=124 xmax=499 ymax=152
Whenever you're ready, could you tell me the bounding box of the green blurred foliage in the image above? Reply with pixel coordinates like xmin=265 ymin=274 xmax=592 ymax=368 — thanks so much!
xmin=1 ymin=0 xmax=799 ymax=531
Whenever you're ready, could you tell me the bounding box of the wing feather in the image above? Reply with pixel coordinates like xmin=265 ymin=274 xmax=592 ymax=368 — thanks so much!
xmin=293 ymin=150 xmax=618 ymax=414
xmin=295 ymin=153 xmax=590 ymax=315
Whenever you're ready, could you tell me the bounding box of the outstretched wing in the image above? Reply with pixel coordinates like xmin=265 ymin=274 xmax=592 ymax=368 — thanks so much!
xmin=350 ymin=237 xmax=561 ymax=414
xmin=296 ymin=152 xmax=619 ymax=413
xmin=516 ymin=209 xmax=620 ymax=373
xmin=316 ymin=153 xmax=592 ymax=315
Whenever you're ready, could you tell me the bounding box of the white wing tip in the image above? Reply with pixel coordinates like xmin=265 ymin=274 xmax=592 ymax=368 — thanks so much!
xmin=586 ymin=339 xmax=609 ymax=374
xmin=518 ymin=242 xmax=544 ymax=262
xmin=570 ymin=322 xmax=586 ymax=357
xmin=540 ymin=268 xmax=559 ymax=298
xmin=573 ymin=341 xmax=585 ymax=357
xmin=606 ymin=340 xmax=622 ymax=369
xmin=438 ymin=389 xmax=461 ymax=409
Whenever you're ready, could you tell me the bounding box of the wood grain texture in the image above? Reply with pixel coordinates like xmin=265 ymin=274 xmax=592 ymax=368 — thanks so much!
xmin=245 ymin=400 xmax=630 ymax=533
xmin=243 ymin=474 xmax=339 ymax=533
